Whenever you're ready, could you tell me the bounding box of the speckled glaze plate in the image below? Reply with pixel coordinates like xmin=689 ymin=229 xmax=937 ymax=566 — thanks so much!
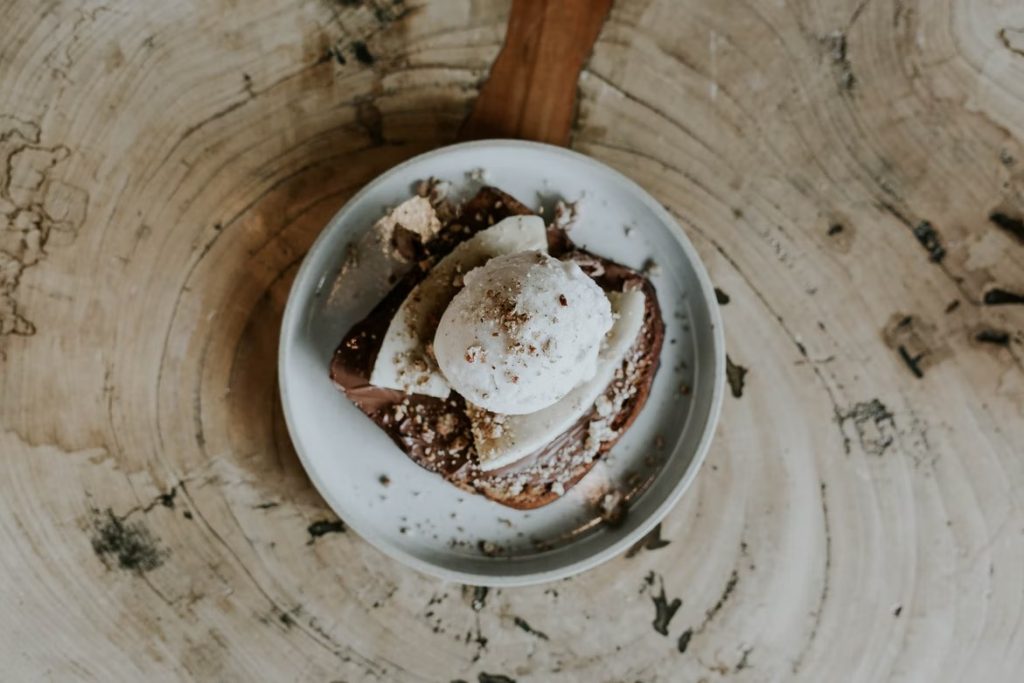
xmin=279 ymin=140 xmax=724 ymax=586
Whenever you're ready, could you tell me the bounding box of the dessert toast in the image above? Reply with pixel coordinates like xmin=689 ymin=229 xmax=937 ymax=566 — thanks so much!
xmin=330 ymin=186 xmax=664 ymax=509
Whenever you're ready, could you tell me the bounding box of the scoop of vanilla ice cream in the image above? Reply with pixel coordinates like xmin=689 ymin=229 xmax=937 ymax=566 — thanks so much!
xmin=433 ymin=251 xmax=613 ymax=415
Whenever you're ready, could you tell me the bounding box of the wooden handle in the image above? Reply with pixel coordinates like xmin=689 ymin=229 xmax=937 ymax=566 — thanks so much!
xmin=460 ymin=0 xmax=614 ymax=145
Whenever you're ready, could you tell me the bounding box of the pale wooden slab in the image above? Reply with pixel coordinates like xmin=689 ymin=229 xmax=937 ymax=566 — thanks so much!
xmin=2 ymin=0 xmax=1023 ymax=680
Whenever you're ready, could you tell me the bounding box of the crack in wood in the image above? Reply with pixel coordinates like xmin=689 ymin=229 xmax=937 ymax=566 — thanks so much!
xmin=512 ymin=616 xmax=549 ymax=640
xmin=675 ymin=567 xmax=740 ymax=656
xmin=352 ymin=40 xmax=375 ymax=65
xmin=823 ymin=31 xmax=856 ymax=92
xmin=912 ymin=220 xmax=946 ymax=262
xmin=650 ymin=573 xmax=683 ymax=636
xmin=883 ymin=313 xmax=946 ymax=379
xmin=975 ymin=329 xmax=1010 ymax=346
xmin=677 ymin=627 xmax=693 ymax=653
xmin=726 ymin=355 xmax=748 ymax=398
xmin=791 ymin=481 xmax=832 ymax=675
xmin=477 ymin=674 xmax=516 ymax=683
xmin=898 ymin=345 xmax=925 ymax=378
xmin=989 ymin=211 xmax=1024 ymax=244
xmin=307 ymin=518 xmax=346 ymax=542
xmin=984 ymin=288 xmax=1024 ymax=305
xmin=847 ymin=0 xmax=873 ymax=31
xmin=105 ymin=480 xmax=190 ymax=523
xmin=469 ymin=613 xmax=488 ymax=662
xmin=625 ymin=522 xmax=670 ymax=558
xmin=0 ymin=115 xmax=82 ymax=341
xmin=703 ymin=569 xmax=739 ymax=626
xmin=998 ymin=28 xmax=1024 ymax=57
xmin=735 ymin=646 xmax=753 ymax=671
xmin=874 ymin=201 xmax=977 ymax=304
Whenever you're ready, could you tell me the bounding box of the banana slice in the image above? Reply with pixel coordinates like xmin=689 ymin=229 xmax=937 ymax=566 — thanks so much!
xmin=471 ymin=288 xmax=646 ymax=471
xmin=369 ymin=215 xmax=547 ymax=397
xmin=330 ymin=195 xmax=441 ymax=313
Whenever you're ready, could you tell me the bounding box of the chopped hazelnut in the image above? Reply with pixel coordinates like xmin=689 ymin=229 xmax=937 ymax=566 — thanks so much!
xmin=436 ymin=413 xmax=458 ymax=436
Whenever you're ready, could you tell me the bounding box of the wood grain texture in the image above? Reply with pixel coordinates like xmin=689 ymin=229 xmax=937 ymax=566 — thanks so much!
xmin=2 ymin=0 xmax=1024 ymax=681
xmin=460 ymin=0 xmax=613 ymax=144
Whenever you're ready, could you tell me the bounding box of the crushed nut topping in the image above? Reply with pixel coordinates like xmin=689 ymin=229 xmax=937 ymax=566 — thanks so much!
xmin=436 ymin=413 xmax=459 ymax=436
xmin=464 ymin=344 xmax=484 ymax=363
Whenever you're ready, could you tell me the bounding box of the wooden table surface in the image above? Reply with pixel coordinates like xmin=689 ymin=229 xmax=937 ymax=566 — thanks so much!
xmin=3 ymin=0 xmax=1024 ymax=680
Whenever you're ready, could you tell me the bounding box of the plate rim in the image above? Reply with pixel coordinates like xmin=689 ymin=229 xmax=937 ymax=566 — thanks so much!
xmin=278 ymin=138 xmax=725 ymax=587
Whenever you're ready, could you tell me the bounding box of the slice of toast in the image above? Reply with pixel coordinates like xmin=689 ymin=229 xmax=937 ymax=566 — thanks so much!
xmin=330 ymin=186 xmax=664 ymax=509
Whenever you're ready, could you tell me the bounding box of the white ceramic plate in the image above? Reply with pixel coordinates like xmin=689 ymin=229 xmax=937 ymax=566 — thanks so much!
xmin=279 ymin=140 xmax=724 ymax=586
